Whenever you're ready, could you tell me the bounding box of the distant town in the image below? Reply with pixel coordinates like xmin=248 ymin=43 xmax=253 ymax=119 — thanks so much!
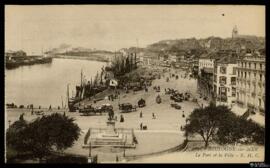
xmin=6 ymin=26 xmax=265 ymax=163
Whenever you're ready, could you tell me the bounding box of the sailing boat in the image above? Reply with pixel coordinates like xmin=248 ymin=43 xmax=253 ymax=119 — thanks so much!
xmin=67 ymin=69 xmax=84 ymax=112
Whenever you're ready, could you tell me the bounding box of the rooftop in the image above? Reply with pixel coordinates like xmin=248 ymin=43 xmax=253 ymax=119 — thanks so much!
xmin=199 ymin=52 xmax=217 ymax=59
xmin=216 ymin=55 xmax=237 ymax=64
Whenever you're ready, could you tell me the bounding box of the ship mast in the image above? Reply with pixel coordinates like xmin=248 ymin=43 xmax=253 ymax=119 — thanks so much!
xmin=81 ymin=69 xmax=83 ymax=88
xmin=67 ymin=84 xmax=69 ymax=109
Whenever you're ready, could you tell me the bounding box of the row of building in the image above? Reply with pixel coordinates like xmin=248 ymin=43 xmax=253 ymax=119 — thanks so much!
xmin=197 ymin=49 xmax=265 ymax=116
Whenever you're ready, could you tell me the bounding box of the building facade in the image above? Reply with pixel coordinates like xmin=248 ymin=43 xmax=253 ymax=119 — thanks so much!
xmin=197 ymin=56 xmax=216 ymax=100
xmin=236 ymin=53 xmax=265 ymax=114
xmin=213 ymin=57 xmax=237 ymax=107
xmin=197 ymin=67 xmax=214 ymax=101
xmin=198 ymin=57 xmax=215 ymax=76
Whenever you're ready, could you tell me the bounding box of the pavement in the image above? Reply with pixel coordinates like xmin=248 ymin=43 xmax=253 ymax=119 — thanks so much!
xmin=5 ymin=67 xmax=200 ymax=163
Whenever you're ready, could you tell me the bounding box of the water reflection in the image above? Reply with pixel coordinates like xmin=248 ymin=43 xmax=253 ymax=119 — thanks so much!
xmin=5 ymin=58 xmax=106 ymax=108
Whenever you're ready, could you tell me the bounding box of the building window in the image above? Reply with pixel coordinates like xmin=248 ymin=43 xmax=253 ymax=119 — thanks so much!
xmin=260 ymin=64 xmax=262 ymax=70
xmin=220 ymin=67 xmax=226 ymax=74
xmin=254 ymin=63 xmax=256 ymax=69
xmin=233 ymin=67 xmax=236 ymax=75
xmin=232 ymin=87 xmax=236 ymax=97
xmin=241 ymin=62 xmax=243 ymax=67
xmin=254 ymin=72 xmax=256 ymax=79
xmin=231 ymin=77 xmax=236 ymax=85
xmin=249 ymin=63 xmax=251 ymax=68
xmin=248 ymin=72 xmax=251 ymax=79
xmin=244 ymin=72 xmax=247 ymax=78
xmin=259 ymin=98 xmax=262 ymax=107
xmin=245 ymin=62 xmax=246 ymax=68
xmin=241 ymin=71 xmax=243 ymax=77
xmin=260 ymin=74 xmax=262 ymax=81
xmin=219 ymin=76 xmax=226 ymax=85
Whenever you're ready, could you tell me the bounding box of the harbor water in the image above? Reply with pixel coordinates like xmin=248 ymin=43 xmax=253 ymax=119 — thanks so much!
xmin=5 ymin=58 xmax=106 ymax=108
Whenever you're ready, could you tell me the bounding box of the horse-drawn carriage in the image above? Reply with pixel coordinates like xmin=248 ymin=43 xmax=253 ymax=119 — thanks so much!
xmin=171 ymin=103 xmax=181 ymax=110
xmin=119 ymin=103 xmax=137 ymax=113
xmin=153 ymin=86 xmax=160 ymax=92
xmin=156 ymin=95 xmax=162 ymax=104
xmin=138 ymin=98 xmax=146 ymax=108
xmin=79 ymin=104 xmax=113 ymax=116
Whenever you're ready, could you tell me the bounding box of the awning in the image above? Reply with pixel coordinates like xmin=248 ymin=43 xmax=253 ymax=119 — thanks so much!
xmin=202 ymin=67 xmax=214 ymax=74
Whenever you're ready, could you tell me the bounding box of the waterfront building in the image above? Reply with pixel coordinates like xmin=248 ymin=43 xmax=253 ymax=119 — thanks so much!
xmin=235 ymin=52 xmax=265 ymax=115
xmin=213 ymin=56 xmax=237 ymax=107
xmin=197 ymin=53 xmax=217 ymax=100
xmin=198 ymin=54 xmax=215 ymax=76
xmin=197 ymin=67 xmax=214 ymax=101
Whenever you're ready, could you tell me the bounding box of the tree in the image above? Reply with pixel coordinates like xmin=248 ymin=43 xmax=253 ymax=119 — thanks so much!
xmin=6 ymin=113 xmax=81 ymax=162
xmin=215 ymin=115 xmax=264 ymax=145
xmin=185 ymin=103 xmax=265 ymax=148
xmin=185 ymin=103 xmax=230 ymax=148
xmin=6 ymin=118 xmax=29 ymax=153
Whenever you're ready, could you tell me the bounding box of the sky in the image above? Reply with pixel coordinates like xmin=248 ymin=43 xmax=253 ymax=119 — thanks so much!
xmin=5 ymin=5 xmax=265 ymax=54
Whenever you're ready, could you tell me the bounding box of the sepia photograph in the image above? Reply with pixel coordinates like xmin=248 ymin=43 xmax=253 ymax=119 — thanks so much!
xmin=4 ymin=5 xmax=266 ymax=164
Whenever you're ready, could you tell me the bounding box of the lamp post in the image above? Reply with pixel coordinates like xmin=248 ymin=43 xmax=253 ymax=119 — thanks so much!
xmin=185 ymin=119 xmax=190 ymax=141
xmin=123 ymin=135 xmax=127 ymax=157
xmin=89 ymin=142 xmax=92 ymax=157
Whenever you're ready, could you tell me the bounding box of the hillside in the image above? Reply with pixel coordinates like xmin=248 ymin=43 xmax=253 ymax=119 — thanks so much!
xmin=46 ymin=36 xmax=265 ymax=61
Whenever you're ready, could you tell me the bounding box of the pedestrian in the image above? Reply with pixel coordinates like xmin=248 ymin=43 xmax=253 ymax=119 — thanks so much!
xmin=180 ymin=126 xmax=183 ymax=131
xmin=49 ymin=105 xmax=52 ymax=110
xmin=152 ymin=113 xmax=156 ymax=119
xmin=120 ymin=115 xmax=124 ymax=122
xmin=182 ymin=114 xmax=185 ymax=118
xmin=39 ymin=105 xmax=41 ymax=109
xmin=140 ymin=122 xmax=143 ymax=130
xmin=140 ymin=111 xmax=143 ymax=118
xmin=116 ymin=155 xmax=119 ymax=162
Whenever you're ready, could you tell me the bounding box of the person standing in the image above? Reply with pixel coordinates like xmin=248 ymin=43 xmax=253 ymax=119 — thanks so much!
xmin=152 ymin=113 xmax=156 ymax=119
xmin=140 ymin=111 xmax=143 ymax=118
xmin=120 ymin=115 xmax=124 ymax=122
xmin=140 ymin=122 xmax=143 ymax=130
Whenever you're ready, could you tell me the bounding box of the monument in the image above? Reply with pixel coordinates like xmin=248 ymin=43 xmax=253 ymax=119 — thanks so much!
xmin=83 ymin=109 xmax=136 ymax=148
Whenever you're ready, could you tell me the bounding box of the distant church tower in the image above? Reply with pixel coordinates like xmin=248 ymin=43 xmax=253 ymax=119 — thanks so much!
xmin=232 ymin=25 xmax=238 ymax=38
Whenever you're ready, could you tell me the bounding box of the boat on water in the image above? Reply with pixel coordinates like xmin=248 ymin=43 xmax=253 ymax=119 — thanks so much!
xmin=5 ymin=55 xmax=53 ymax=69
xmin=5 ymin=60 xmax=20 ymax=69
xmin=68 ymin=85 xmax=83 ymax=112
xmin=67 ymin=69 xmax=85 ymax=112
xmin=67 ymin=69 xmax=108 ymax=112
